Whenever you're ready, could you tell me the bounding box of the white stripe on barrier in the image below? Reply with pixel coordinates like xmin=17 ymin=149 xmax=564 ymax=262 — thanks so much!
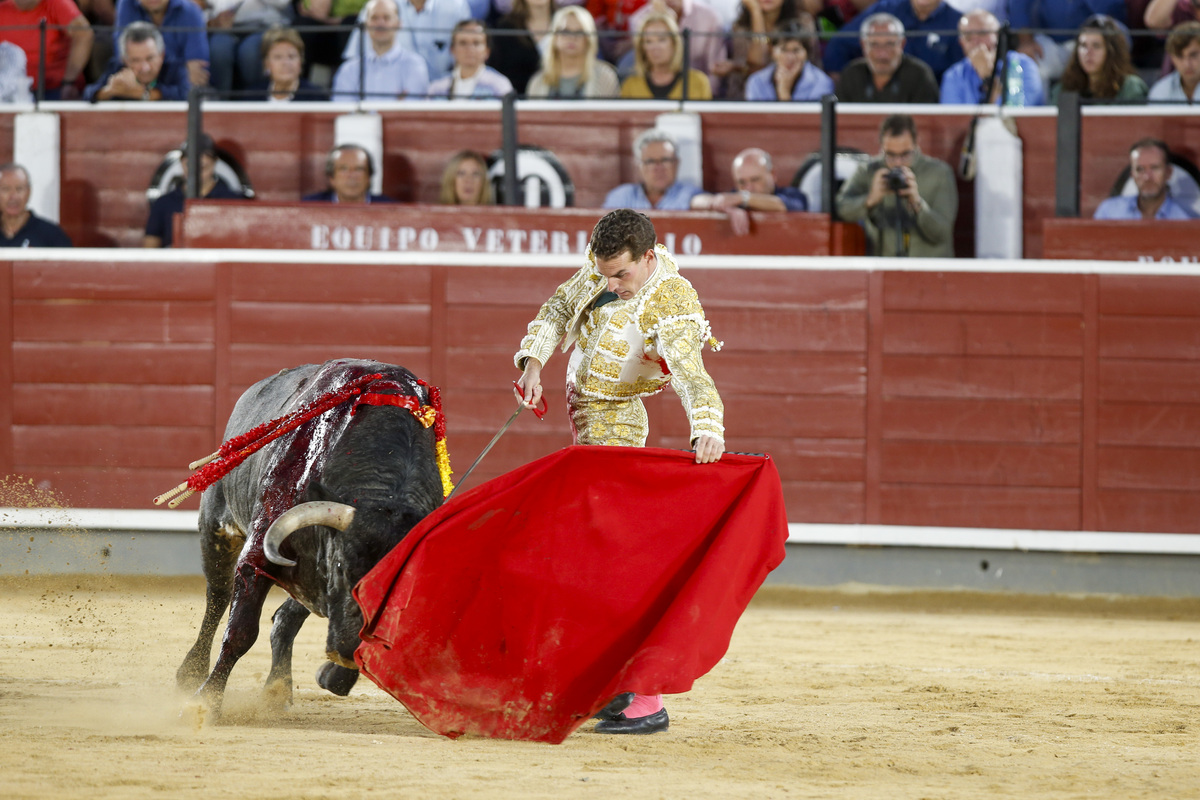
xmin=4 ymin=249 xmax=1200 ymax=277
xmin=0 ymin=507 xmax=198 ymax=532
xmin=2 ymin=508 xmax=1197 ymax=555
xmin=788 ymin=523 xmax=1200 ymax=555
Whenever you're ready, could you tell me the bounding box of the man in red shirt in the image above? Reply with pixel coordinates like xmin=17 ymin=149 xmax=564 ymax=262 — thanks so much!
xmin=0 ymin=0 xmax=92 ymax=98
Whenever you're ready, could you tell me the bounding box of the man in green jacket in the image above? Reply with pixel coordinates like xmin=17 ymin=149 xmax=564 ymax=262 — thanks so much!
xmin=836 ymin=113 xmax=959 ymax=258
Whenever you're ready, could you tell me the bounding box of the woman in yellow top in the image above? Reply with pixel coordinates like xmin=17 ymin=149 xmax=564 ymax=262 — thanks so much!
xmin=620 ymin=13 xmax=713 ymax=101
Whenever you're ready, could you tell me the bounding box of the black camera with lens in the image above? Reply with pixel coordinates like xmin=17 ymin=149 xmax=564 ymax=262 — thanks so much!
xmin=886 ymin=167 xmax=908 ymax=192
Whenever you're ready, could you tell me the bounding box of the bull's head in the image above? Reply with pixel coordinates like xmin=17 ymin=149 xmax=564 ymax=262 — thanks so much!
xmin=263 ymin=501 xmax=357 ymax=567
xmin=263 ymin=489 xmax=427 ymax=671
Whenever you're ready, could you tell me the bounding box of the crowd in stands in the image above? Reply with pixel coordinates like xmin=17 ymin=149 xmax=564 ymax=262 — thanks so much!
xmin=0 ymin=0 xmax=1198 ymax=104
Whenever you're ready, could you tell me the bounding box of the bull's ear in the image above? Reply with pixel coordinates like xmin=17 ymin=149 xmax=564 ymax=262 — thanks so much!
xmin=304 ymin=481 xmax=348 ymax=506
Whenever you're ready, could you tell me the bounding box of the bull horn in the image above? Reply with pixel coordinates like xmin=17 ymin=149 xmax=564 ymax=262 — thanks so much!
xmin=263 ymin=501 xmax=356 ymax=567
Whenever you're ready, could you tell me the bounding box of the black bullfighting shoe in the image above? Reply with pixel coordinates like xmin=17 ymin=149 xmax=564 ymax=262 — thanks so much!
xmin=593 ymin=692 xmax=635 ymax=721
xmin=594 ymin=708 xmax=669 ymax=734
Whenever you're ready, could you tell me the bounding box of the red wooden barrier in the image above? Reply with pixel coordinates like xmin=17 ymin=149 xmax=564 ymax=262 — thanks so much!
xmin=1042 ymin=219 xmax=1200 ymax=262
xmin=177 ymin=202 xmax=853 ymax=255
xmin=2 ymin=255 xmax=1198 ymax=534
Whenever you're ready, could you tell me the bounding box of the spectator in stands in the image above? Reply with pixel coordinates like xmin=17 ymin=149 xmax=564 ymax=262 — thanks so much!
xmin=1010 ymin=0 xmax=1127 ymax=87
xmin=944 ymin=0 xmax=1003 ymax=20
xmin=439 ymin=149 xmax=493 ymax=204
xmin=144 ymin=133 xmax=242 ymax=248
xmin=820 ymin=0 xmax=871 ymax=29
xmin=744 ymin=17 xmax=834 ymax=100
xmin=78 ymin=0 xmax=115 ymax=83
xmin=303 ymin=144 xmax=396 ymax=203
xmin=0 ymin=0 xmax=93 ymax=99
xmin=85 ymin=20 xmax=189 ymax=100
xmin=1146 ymin=0 xmax=1200 ymax=29
xmin=0 ymin=42 xmax=34 ymax=102
xmin=603 ymin=128 xmax=702 ymax=209
xmin=244 ymin=26 xmax=329 ymax=100
xmin=1094 ymin=138 xmax=1195 ymax=219
xmin=1149 ymin=20 xmax=1200 ymax=102
xmin=836 ymin=113 xmax=958 ymax=257
xmin=488 ymin=0 xmax=554 ymax=96
xmin=1052 ymin=14 xmax=1148 ymax=103
xmin=628 ymin=0 xmax=726 ymax=94
xmin=205 ymin=0 xmax=292 ymax=95
xmin=620 ymin=12 xmax=714 ymax=98
xmin=587 ymin=0 xmax=644 ymax=62
xmin=835 ymin=12 xmax=940 ymax=102
xmin=331 ymin=0 xmax=430 ymax=101
xmin=712 ymin=0 xmax=805 ymax=100
xmin=824 ymin=0 xmax=963 ymax=81
xmin=527 ymin=5 xmax=621 ymax=97
xmin=0 ymin=163 xmax=71 ymax=247
xmin=940 ymin=9 xmax=1044 ymax=105
xmin=690 ymin=147 xmax=806 ymax=235
xmin=292 ymin=0 xmax=367 ymax=74
xmin=428 ymin=19 xmax=516 ymax=96
xmin=114 ymin=0 xmax=210 ymax=87
xmin=342 ymin=0 xmax=473 ymax=81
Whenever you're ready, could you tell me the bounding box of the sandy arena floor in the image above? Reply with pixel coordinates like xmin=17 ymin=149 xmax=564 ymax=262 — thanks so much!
xmin=1 ymin=575 xmax=1198 ymax=799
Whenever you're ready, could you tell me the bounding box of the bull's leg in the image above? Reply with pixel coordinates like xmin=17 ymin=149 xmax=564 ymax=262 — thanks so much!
xmin=192 ymin=563 xmax=273 ymax=718
xmin=263 ymin=597 xmax=310 ymax=709
xmin=176 ymin=522 xmax=244 ymax=692
xmin=315 ymin=661 xmax=359 ymax=696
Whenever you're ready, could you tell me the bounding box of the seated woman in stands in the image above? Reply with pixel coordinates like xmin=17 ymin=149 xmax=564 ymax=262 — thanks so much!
xmin=620 ymin=12 xmax=713 ymax=100
xmin=244 ymin=27 xmax=328 ymax=101
xmin=712 ymin=0 xmax=804 ymax=101
xmin=744 ymin=16 xmax=832 ymax=101
xmin=526 ymin=6 xmax=620 ymax=98
xmin=1052 ymin=14 xmax=1147 ymax=104
xmin=439 ymin=150 xmax=494 ymax=205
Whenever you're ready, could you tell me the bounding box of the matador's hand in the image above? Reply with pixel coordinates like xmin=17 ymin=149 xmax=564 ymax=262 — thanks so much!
xmin=515 ymin=359 xmax=544 ymax=409
xmin=693 ymin=435 xmax=725 ymax=464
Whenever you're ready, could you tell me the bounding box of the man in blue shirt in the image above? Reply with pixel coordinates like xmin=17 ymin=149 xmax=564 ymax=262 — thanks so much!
xmin=302 ymin=145 xmax=398 ymax=204
xmin=824 ymin=0 xmax=964 ymax=81
xmin=342 ymin=0 xmax=472 ymax=81
xmin=603 ymin=129 xmax=702 ymax=211
xmin=1009 ymin=0 xmax=1126 ymax=86
xmin=114 ymin=0 xmax=209 ymax=88
xmin=0 ymin=163 xmax=72 ymax=247
xmin=940 ymin=9 xmax=1044 ymax=105
xmin=1094 ymin=138 xmax=1196 ymax=220
xmin=331 ymin=0 xmax=430 ymax=101
xmin=690 ymin=148 xmax=806 ymax=235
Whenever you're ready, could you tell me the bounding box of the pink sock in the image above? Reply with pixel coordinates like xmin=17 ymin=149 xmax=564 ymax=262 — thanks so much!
xmin=625 ymin=693 xmax=664 ymax=718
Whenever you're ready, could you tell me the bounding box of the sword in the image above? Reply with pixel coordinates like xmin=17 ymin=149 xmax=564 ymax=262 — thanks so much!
xmin=447 ymin=382 xmax=546 ymax=500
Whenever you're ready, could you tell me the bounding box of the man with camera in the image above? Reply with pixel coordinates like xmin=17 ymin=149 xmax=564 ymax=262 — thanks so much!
xmin=836 ymin=113 xmax=958 ymax=258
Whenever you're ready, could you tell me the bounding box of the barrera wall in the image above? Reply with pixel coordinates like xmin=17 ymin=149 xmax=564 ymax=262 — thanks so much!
xmin=1 ymin=249 xmax=1198 ymax=544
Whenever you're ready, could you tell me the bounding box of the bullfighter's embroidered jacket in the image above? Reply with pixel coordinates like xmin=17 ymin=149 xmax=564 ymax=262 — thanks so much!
xmin=515 ymin=244 xmax=725 ymax=445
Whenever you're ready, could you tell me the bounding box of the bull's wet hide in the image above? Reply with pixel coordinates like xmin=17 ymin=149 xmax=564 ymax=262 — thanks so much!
xmin=353 ymin=445 xmax=788 ymax=744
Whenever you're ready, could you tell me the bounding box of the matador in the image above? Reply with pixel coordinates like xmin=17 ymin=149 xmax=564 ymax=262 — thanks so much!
xmin=513 ymin=208 xmax=726 ymax=735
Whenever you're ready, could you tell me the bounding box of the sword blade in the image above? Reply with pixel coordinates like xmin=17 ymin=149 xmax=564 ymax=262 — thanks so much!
xmin=446 ymin=402 xmax=525 ymax=500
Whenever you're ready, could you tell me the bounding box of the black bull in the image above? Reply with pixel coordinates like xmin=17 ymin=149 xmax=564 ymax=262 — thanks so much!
xmin=175 ymin=360 xmax=445 ymax=715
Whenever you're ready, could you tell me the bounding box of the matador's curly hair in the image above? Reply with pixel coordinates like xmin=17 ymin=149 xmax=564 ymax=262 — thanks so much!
xmin=590 ymin=208 xmax=656 ymax=261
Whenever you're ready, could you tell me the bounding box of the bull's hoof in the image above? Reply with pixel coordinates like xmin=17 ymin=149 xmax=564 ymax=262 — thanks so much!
xmin=175 ymin=660 xmax=208 ymax=694
xmin=262 ymin=677 xmax=293 ymax=710
xmin=316 ymin=661 xmax=359 ymax=696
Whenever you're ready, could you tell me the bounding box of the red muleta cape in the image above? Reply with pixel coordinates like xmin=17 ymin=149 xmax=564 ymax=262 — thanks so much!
xmin=352 ymin=445 xmax=789 ymax=744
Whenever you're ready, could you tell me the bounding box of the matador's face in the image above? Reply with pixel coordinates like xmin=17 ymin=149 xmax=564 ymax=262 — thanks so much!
xmin=596 ymin=248 xmax=657 ymax=301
